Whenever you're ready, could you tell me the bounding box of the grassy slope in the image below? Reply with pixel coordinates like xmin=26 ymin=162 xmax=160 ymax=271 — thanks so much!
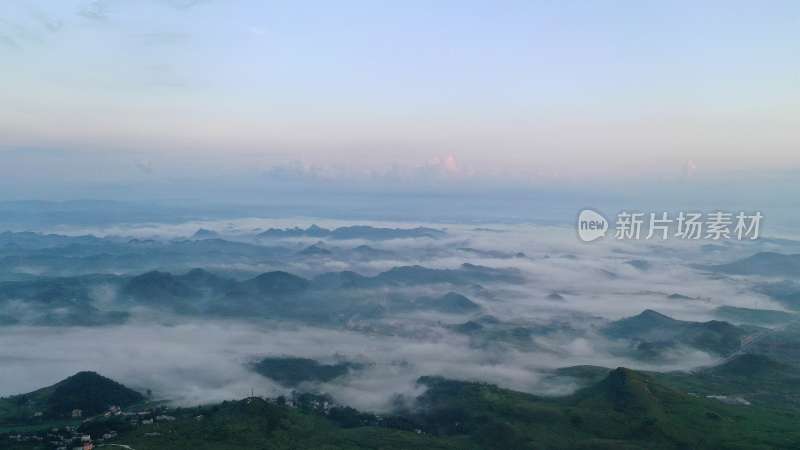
xmin=656 ymin=354 xmax=800 ymax=410
xmin=0 ymin=371 xmax=144 ymax=430
xmin=6 ymin=365 xmax=800 ymax=450
xmin=106 ymin=399 xmax=472 ymax=450
xmin=411 ymin=368 xmax=800 ymax=449
xmin=106 ymin=368 xmax=800 ymax=450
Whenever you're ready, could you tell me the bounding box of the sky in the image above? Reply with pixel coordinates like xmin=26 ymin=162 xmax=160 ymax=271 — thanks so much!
xmin=0 ymin=0 xmax=798 ymax=202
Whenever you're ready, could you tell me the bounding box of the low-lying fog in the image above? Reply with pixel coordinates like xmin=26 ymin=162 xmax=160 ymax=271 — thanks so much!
xmin=0 ymin=218 xmax=793 ymax=412
xmin=0 ymin=319 xmax=718 ymax=412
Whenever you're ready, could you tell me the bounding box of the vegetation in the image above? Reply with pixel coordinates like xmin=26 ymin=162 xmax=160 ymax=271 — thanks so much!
xmin=0 ymin=371 xmax=143 ymax=424
xmin=83 ymin=368 xmax=800 ymax=450
xmin=96 ymin=398 xmax=469 ymax=450
xmin=603 ymin=309 xmax=754 ymax=357
xmin=6 ymin=360 xmax=800 ymax=449
xmin=714 ymin=305 xmax=797 ymax=326
xmin=251 ymin=357 xmax=361 ymax=387
xmin=658 ymin=354 xmax=800 ymax=410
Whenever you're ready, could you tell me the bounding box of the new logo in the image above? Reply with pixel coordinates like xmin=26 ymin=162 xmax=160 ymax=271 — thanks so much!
xmin=577 ymin=209 xmax=608 ymax=242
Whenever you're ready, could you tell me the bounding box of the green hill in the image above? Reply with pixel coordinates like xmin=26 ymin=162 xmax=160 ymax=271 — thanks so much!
xmin=7 ymin=368 xmax=800 ymax=449
xmin=95 ymin=397 xmax=470 ymax=450
xmin=574 ymin=367 xmax=667 ymax=414
xmin=410 ymin=368 xmax=800 ymax=449
xmin=46 ymin=371 xmax=144 ymax=416
xmin=0 ymin=371 xmax=144 ymax=423
xmin=708 ymin=252 xmax=800 ymax=277
xmin=743 ymin=322 xmax=800 ymax=366
xmin=709 ymin=353 xmax=794 ymax=377
xmin=657 ymin=353 xmax=800 ymax=410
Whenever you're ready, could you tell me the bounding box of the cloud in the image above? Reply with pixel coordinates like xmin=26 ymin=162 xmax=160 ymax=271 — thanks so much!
xmin=684 ymin=159 xmax=698 ymax=178
xmin=31 ymin=10 xmax=63 ymax=33
xmin=161 ymin=0 xmax=209 ymax=10
xmin=0 ymin=34 xmax=20 ymax=49
xmin=0 ymin=221 xmax=778 ymax=413
xmin=135 ymin=160 xmax=155 ymax=174
xmin=247 ymin=25 xmax=266 ymax=37
xmin=135 ymin=31 xmax=190 ymax=46
xmin=78 ymin=0 xmax=110 ymax=21
xmin=0 ymin=319 xmax=642 ymax=411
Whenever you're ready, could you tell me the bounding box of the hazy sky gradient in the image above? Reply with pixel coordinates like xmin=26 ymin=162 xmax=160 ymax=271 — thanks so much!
xmin=1 ymin=0 xmax=799 ymax=195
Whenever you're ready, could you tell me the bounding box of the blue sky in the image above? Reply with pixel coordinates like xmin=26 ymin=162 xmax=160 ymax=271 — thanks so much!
xmin=0 ymin=0 xmax=798 ymax=200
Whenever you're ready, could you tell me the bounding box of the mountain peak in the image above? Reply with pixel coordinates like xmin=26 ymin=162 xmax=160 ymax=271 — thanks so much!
xmin=192 ymin=228 xmax=219 ymax=239
xmin=639 ymin=309 xmax=671 ymax=320
xmin=244 ymin=271 xmax=310 ymax=294
xmin=45 ymin=371 xmax=144 ymax=417
xmin=575 ymin=367 xmax=670 ymax=415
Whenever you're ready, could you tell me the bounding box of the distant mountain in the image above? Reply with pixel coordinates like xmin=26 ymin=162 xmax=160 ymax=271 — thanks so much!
xmin=447 ymin=315 xmax=579 ymax=351
xmin=33 ymin=306 xmax=129 ymax=327
xmin=714 ymin=305 xmax=797 ymax=326
xmin=121 ymin=270 xmax=201 ymax=302
xmin=0 ymin=274 xmax=129 ymax=326
xmin=625 ymin=259 xmax=652 ymax=271
xmin=603 ymin=310 xmax=751 ymax=357
xmin=297 ymin=243 xmax=333 ymax=256
xmin=311 ymin=270 xmax=371 ymax=289
xmin=376 ymin=263 xmax=524 ymax=286
xmin=191 ymin=228 xmax=220 ymax=239
xmin=258 ymin=225 xmax=445 ymax=241
xmin=705 ymin=252 xmax=800 ymax=277
xmin=312 ymin=264 xmax=524 ymax=290
xmin=0 ymin=264 xmax=518 ymax=325
xmin=124 ymin=269 xmax=311 ymax=303
xmin=258 ymin=224 xmax=331 ymax=238
xmin=330 ymin=225 xmax=445 ymax=240
xmin=351 ymin=244 xmax=395 ymax=260
xmin=742 ymin=322 xmax=800 ymax=367
xmin=451 ymin=320 xmax=484 ymax=334
xmin=754 ymin=281 xmax=800 ymax=311
xmin=0 ymin=231 xmax=293 ymax=277
xmin=457 ymin=247 xmax=525 ymax=259
xmin=0 ymin=274 xmax=118 ymax=303
xmin=251 ymin=357 xmax=360 ymax=387
xmin=705 ymin=353 xmax=794 ymax=378
xmin=414 ymin=292 xmax=480 ymax=314
xmin=120 ymin=269 xmax=238 ymax=314
xmin=180 ymin=268 xmax=236 ymax=292
xmin=233 ymin=271 xmax=311 ymax=298
xmin=0 ymin=314 xmax=19 ymax=325
xmin=604 ymin=309 xmax=677 ymax=337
